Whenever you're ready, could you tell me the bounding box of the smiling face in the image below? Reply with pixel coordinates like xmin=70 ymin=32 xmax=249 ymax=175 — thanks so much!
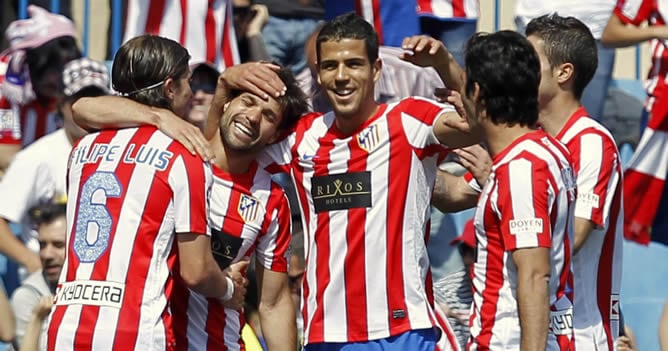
xmin=316 ymin=38 xmax=380 ymax=119
xmin=38 ymin=216 xmax=67 ymax=285
xmin=219 ymin=92 xmax=283 ymax=153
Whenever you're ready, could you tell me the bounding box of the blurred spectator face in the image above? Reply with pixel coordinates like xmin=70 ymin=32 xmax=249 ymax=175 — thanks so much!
xmin=218 ymin=91 xmax=283 ymax=152
xmin=288 ymin=254 xmax=305 ymax=310
xmin=188 ymin=63 xmax=219 ymax=130
xmin=38 ymin=215 xmax=66 ymax=285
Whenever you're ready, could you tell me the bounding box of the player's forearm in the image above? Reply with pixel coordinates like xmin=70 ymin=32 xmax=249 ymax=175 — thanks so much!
xmin=72 ymin=96 xmax=162 ymax=131
xmin=259 ymin=290 xmax=297 ymax=351
xmin=434 ymin=52 xmax=466 ymax=93
xmin=573 ymin=217 xmax=597 ymax=255
xmin=660 ymin=300 xmax=668 ymax=351
xmin=0 ymin=287 xmax=13 ymax=342
xmin=517 ymin=271 xmax=550 ymax=351
xmin=601 ymin=15 xmax=659 ymax=48
xmin=204 ymin=76 xmax=233 ymax=140
xmin=0 ymin=220 xmax=40 ymax=272
xmin=431 ymin=172 xmax=478 ymax=213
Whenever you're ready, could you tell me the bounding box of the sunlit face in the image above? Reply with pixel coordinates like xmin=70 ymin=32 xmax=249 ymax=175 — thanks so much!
xmin=38 ymin=216 xmax=67 ymax=285
xmin=316 ymin=39 xmax=380 ymax=119
xmin=527 ymin=35 xmax=558 ymax=115
xmin=170 ymin=68 xmax=194 ymax=119
xmin=219 ymin=92 xmax=283 ymax=152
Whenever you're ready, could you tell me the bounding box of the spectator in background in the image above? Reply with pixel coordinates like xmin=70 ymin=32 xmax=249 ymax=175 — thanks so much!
xmin=123 ymin=0 xmax=239 ymax=71
xmin=10 ymin=200 xmax=65 ymax=350
xmin=0 ymin=57 xmax=109 ymax=278
xmin=187 ymin=62 xmax=219 ymax=131
xmin=0 ymin=282 xmax=14 ymax=344
xmin=232 ymin=0 xmax=272 ymax=63
xmin=253 ymin=0 xmax=324 ymax=74
xmin=0 ymin=5 xmax=80 ymax=176
xmin=418 ymin=0 xmax=479 ymax=66
xmin=602 ymin=0 xmax=668 ymax=247
xmin=515 ymin=0 xmax=617 ymax=122
xmin=0 ymin=0 xmax=72 ymax=52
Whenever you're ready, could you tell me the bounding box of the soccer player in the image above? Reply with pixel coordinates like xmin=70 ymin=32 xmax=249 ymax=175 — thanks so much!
xmin=457 ymin=31 xmax=576 ymax=350
xmin=526 ymin=14 xmax=623 ymax=350
xmin=46 ymin=35 xmax=246 ymax=351
xmin=72 ymin=61 xmax=309 ymax=350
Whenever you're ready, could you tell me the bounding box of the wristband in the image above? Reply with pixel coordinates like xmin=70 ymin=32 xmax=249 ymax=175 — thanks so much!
xmin=222 ymin=276 xmax=235 ymax=301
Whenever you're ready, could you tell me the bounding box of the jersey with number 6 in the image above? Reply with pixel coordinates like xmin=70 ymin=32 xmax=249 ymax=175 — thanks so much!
xmin=46 ymin=126 xmax=212 ymax=351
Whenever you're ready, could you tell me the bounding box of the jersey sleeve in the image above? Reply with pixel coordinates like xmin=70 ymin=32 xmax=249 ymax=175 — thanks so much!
xmin=255 ymin=188 xmax=291 ymax=273
xmin=462 ymin=171 xmax=482 ymax=193
xmin=614 ymin=0 xmax=653 ymax=25
xmin=495 ymin=159 xmax=553 ymax=251
xmin=400 ymin=97 xmax=456 ymax=149
xmin=0 ymin=97 xmax=22 ymax=144
xmin=0 ymin=150 xmax=43 ymax=222
xmin=572 ymin=132 xmax=619 ymax=228
xmin=168 ymin=151 xmax=212 ymax=235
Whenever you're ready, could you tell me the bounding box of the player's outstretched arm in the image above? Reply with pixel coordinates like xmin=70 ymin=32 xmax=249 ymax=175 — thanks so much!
xmin=0 ymin=218 xmax=40 ymax=273
xmin=176 ymin=233 xmax=247 ymax=308
xmin=432 ymin=171 xmax=478 ymax=213
xmin=255 ymin=262 xmax=296 ymax=351
xmin=400 ymin=35 xmax=466 ymax=93
xmin=601 ymin=13 xmax=668 ymax=48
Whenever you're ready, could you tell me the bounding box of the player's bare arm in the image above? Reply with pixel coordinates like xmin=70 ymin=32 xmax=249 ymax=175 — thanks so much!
xmin=176 ymin=233 xmax=247 ymax=309
xmin=72 ymin=96 xmax=214 ymax=160
xmin=255 ymin=260 xmax=296 ymax=351
xmin=432 ymin=144 xmax=490 ymax=212
xmin=400 ymin=34 xmax=466 ymax=93
xmin=601 ymin=13 xmax=668 ymax=48
xmin=0 ymin=218 xmax=40 ymax=273
xmin=512 ymin=247 xmax=551 ymax=351
xmin=573 ymin=218 xmax=598 ymax=255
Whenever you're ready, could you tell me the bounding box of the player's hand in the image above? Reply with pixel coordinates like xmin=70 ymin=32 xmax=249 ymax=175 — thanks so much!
xmin=154 ymin=108 xmax=214 ymax=161
xmin=218 ymin=62 xmax=286 ymax=101
xmin=435 ymin=88 xmax=468 ymax=119
xmin=32 ymin=295 xmax=53 ymax=320
xmin=400 ymin=35 xmax=450 ymax=69
xmin=453 ymin=144 xmax=491 ymax=188
xmin=222 ymin=259 xmax=250 ymax=310
xmin=616 ymin=336 xmax=635 ymax=351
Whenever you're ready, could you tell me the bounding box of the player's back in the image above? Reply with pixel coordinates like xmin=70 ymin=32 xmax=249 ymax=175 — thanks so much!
xmin=47 ymin=126 xmax=211 ymax=351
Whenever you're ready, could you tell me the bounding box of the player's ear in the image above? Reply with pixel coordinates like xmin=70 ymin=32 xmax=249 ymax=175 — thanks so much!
xmin=163 ymin=77 xmax=176 ymax=100
xmin=557 ymin=62 xmax=574 ymax=85
xmin=372 ymin=58 xmax=382 ymax=83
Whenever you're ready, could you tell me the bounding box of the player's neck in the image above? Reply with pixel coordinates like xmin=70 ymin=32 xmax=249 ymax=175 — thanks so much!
xmin=538 ymin=94 xmax=581 ymax=137
xmin=216 ymin=146 xmax=256 ymax=174
xmin=483 ymin=122 xmax=536 ymax=158
xmin=334 ymin=101 xmax=379 ymax=136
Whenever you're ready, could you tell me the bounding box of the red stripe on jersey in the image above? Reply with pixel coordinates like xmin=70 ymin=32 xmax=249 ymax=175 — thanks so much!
xmin=342 ymin=133 xmax=370 ymax=339
xmin=475 ymin=190 xmax=504 ymax=349
xmin=73 ymin=129 xmax=153 ymax=349
xmin=452 ymin=0 xmax=466 ymax=17
xmin=384 ymin=107 xmax=410 ymax=333
xmin=417 ymin=0 xmax=434 ymax=13
xmin=205 ymin=0 xmax=217 ymax=64
xmin=371 ymin=0 xmax=383 ymax=46
xmin=145 ymin=0 xmax=166 ymax=34
xmin=307 ymin=126 xmax=338 ymax=341
xmin=598 ymin=187 xmax=621 ymax=351
xmin=262 ymin=184 xmax=292 ymax=272
xmin=205 ymin=300 xmax=227 ymax=350
xmin=179 ymin=0 xmax=188 ymax=44
xmin=221 ymin=1 xmax=235 ymax=67
xmin=171 ymin=275 xmax=191 ymax=351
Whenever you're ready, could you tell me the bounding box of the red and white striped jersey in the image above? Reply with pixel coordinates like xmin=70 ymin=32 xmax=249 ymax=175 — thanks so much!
xmin=46 ymin=126 xmax=212 ymax=351
xmin=614 ymin=0 xmax=668 ymax=109
xmin=123 ymin=0 xmax=240 ymax=72
xmin=0 ymin=54 xmax=59 ymax=146
xmin=170 ymin=162 xmax=291 ymax=351
xmin=260 ymin=97 xmax=454 ymax=344
xmin=556 ymin=107 xmax=623 ymax=351
xmin=468 ymin=130 xmax=576 ymax=351
xmin=417 ymin=0 xmax=479 ymax=19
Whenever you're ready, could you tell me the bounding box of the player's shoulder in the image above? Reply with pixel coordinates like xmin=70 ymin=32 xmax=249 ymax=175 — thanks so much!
xmin=562 ymin=116 xmax=617 ymax=146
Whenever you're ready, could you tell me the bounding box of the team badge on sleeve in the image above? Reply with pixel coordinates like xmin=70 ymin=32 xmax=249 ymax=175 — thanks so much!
xmin=238 ymin=194 xmax=259 ymax=223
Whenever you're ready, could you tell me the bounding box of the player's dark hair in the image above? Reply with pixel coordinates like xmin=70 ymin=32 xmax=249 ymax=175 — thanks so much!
xmin=464 ymin=31 xmax=540 ymax=127
xmin=316 ymin=12 xmax=379 ymax=64
xmin=28 ymin=202 xmax=66 ymax=227
xmin=525 ymin=13 xmax=597 ymax=100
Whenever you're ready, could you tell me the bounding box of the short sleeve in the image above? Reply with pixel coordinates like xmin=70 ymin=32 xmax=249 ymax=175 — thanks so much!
xmin=169 ymin=152 xmax=212 ymax=235
xmin=572 ymin=133 xmax=619 ymax=228
xmin=495 ymin=159 xmax=552 ymax=251
xmin=400 ymin=97 xmax=456 ymax=149
xmin=614 ymin=0 xmax=654 ymax=26
xmin=0 ymin=150 xmax=42 ymax=222
xmin=255 ymin=189 xmax=291 ymax=272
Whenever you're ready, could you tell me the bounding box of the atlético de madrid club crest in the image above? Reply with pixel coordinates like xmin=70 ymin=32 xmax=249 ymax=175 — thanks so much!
xmin=237 ymin=194 xmax=259 ymax=223
xmin=357 ymin=125 xmax=380 ymax=152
